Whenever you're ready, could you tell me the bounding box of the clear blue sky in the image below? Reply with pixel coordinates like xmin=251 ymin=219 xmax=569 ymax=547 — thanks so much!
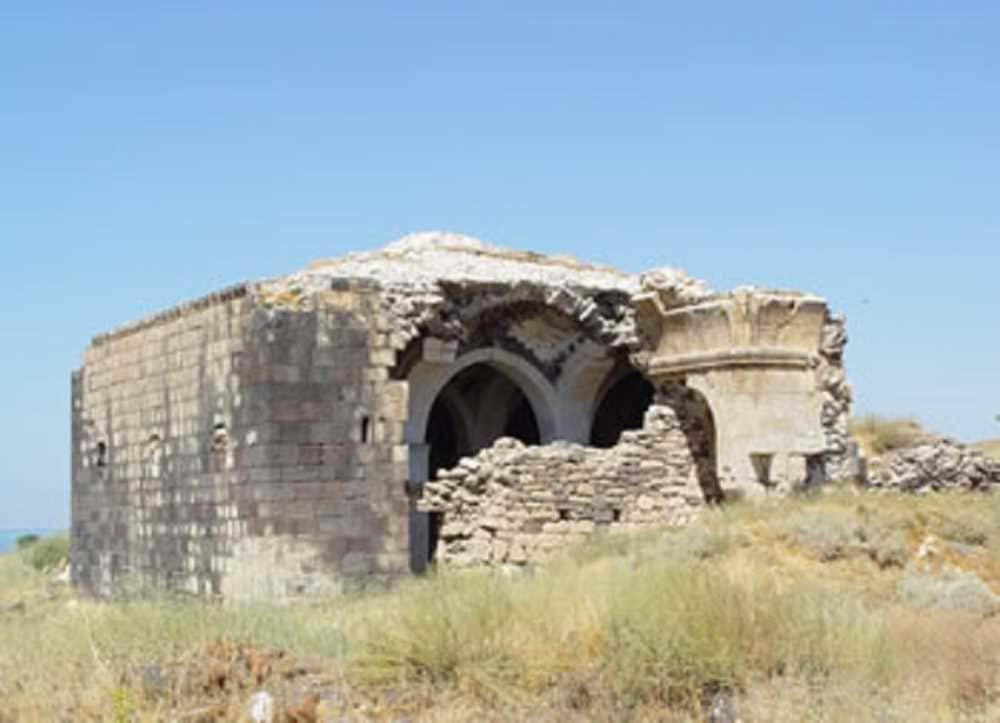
xmin=2 ymin=2 xmax=998 ymax=528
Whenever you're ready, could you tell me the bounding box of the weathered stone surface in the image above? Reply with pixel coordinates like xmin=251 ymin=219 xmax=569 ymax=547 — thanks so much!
xmin=261 ymin=231 xmax=643 ymax=350
xmin=868 ymin=438 xmax=1000 ymax=492
xmin=632 ymin=285 xmax=858 ymax=497
xmin=71 ymin=231 xmax=855 ymax=599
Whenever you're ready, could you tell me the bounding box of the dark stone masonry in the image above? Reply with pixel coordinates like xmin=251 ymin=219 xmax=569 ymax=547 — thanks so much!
xmin=71 ymin=233 xmax=854 ymax=599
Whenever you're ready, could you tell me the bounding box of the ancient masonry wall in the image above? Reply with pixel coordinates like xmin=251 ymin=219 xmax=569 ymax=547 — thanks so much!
xmin=71 ymin=283 xmax=411 ymax=599
xmin=418 ymin=401 xmax=707 ymax=567
xmin=817 ymin=311 xmax=858 ymax=482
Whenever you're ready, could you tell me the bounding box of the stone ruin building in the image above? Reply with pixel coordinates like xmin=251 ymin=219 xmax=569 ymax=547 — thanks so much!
xmin=70 ymin=232 xmax=855 ymax=599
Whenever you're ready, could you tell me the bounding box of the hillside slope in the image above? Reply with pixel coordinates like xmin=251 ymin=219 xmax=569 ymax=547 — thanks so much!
xmin=973 ymin=439 xmax=1000 ymax=461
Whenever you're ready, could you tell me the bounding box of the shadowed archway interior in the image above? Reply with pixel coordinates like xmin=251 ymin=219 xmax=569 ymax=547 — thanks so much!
xmin=423 ymin=363 xmax=542 ymax=562
xmin=590 ymin=370 xmax=655 ymax=448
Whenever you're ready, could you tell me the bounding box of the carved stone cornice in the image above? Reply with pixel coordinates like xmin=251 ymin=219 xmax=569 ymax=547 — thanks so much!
xmin=632 ymin=289 xmax=827 ymax=379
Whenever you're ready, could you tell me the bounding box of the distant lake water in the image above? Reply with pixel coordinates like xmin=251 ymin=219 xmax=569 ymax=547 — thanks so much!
xmin=0 ymin=529 xmax=58 ymax=555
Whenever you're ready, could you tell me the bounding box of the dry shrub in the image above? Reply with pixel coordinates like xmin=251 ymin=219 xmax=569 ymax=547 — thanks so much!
xmin=738 ymin=675 xmax=956 ymax=723
xmin=779 ymin=503 xmax=907 ymax=567
xmin=349 ymin=572 xmax=521 ymax=702
xmin=349 ymin=555 xmax=894 ymax=715
xmin=891 ymin=607 xmax=1000 ymax=716
xmin=601 ymin=560 xmax=894 ymax=707
xmin=849 ymin=414 xmax=927 ymax=457
xmin=656 ymin=512 xmax=751 ymax=562
xmin=0 ymin=554 xmax=351 ymax=720
xmin=898 ymin=565 xmax=999 ymax=616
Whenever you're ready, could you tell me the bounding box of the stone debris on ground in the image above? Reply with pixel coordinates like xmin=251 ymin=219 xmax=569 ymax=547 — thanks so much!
xmin=868 ymin=437 xmax=1000 ymax=492
xmin=129 ymin=638 xmax=356 ymax=722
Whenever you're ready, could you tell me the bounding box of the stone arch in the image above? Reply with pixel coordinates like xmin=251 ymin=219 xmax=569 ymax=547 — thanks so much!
xmin=660 ymin=382 xmax=722 ymax=502
xmin=405 ymin=346 xmax=559 ymax=447
xmin=405 ymin=346 xmax=559 ymax=572
xmin=553 ymin=341 xmax=619 ymax=443
xmin=590 ymin=367 xmax=656 ymax=448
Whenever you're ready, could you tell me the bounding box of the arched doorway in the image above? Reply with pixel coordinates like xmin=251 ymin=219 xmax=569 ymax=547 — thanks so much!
xmin=425 ymin=362 xmax=541 ymax=479
xmin=590 ymin=370 xmax=655 ymax=448
xmin=414 ymin=360 xmax=547 ymax=570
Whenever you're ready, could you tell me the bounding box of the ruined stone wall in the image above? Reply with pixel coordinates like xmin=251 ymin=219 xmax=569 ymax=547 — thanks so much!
xmin=418 ymin=402 xmax=707 ymax=568
xmin=817 ymin=312 xmax=859 ymax=482
xmin=71 ymin=283 xmax=411 ymax=599
xmin=71 ymin=287 xmax=252 ymax=597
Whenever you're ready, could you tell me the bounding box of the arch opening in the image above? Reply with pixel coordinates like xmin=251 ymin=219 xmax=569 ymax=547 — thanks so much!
xmin=421 ymin=362 xmax=543 ymax=566
xmin=590 ymin=370 xmax=655 ymax=448
xmin=663 ymin=383 xmax=722 ymax=503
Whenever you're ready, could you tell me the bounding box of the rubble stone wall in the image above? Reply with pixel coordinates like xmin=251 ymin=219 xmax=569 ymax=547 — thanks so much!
xmin=418 ymin=401 xmax=708 ymax=568
xmin=71 ymin=283 xmax=412 ymax=599
xmin=868 ymin=438 xmax=1000 ymax=493
xmin=817 ymin=312 xmax=858 ymax=482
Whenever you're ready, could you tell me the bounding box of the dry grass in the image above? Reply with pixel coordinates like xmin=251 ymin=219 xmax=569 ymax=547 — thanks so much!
xmin=2 ymin=494 xmax=1000 ymax=721
xmin=973 ymin=438 xmax=1000 ymax=461
xmin=849 ymin=414 xmax=929 ymax=458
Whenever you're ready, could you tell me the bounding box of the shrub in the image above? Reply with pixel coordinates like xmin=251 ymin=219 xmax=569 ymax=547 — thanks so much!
xmin=20 ymin=534 xmax=69 ymax=572
xmin=349 ymin=555 xmax=896 ymax=713
xmin=938 ymin=511 xmax=991 ymax=548
xmin=15 ymin=534 xmax=40 ymax=550
xmin=780 ymin=507 xmax=861 ymax=561
xmin=849 ymin=415 xmax=927 ymax=457
xmin=351 ymin=572 xmax=521 ymax=700
xmin=657 ymin=516 xmax=749 ymax=562
xmin=601 ymin=560 xmax=895 ymax=706
xmin=898 ymin=566 xmax=1000 ymax=616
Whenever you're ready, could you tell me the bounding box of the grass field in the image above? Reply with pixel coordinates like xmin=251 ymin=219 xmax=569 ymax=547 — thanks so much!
xmin=973 ymin=439 xmax=1000 ymax=461
xmin=2 ymin=491 xmax=998 ymax=722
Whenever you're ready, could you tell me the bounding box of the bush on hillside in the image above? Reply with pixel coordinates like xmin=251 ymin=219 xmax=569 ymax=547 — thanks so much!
xmin=15 ymin=534 xmax=40 ymax=550
xmin=898 ymin=566 xmax=1000 ymax=616
xmin=849 ymin=415 xmax=927 ymax=457
xmin=20 ymin=534 xmax=69 ymax=572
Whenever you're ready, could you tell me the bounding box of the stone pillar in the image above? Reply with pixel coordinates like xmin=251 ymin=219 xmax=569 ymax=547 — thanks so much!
xmin=408 ymin=443 xmax=431 ymax=573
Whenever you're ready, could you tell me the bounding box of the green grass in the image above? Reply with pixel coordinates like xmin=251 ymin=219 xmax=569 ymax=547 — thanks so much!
xmin=1 ymin=492 xmax=999 ymax=721
xmin=17 ymin=533 xmax=69 ymax=572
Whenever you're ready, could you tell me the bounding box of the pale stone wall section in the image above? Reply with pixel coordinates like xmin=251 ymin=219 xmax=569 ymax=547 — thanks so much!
xmin=633 ymin=284 xmax=858 ymax=498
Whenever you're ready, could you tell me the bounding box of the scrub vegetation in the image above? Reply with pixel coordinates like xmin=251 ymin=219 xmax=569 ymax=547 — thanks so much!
xmin=848 ymin=414 xmax=929 ymax=458
xmin=1 ymin=492 xmax=998 ymax=722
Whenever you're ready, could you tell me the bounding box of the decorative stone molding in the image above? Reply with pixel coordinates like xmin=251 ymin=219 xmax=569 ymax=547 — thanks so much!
xmin=632 ymin=288 xmax=846 ymax=498
xmin=632 ymin=289 xmax=827 ymax=378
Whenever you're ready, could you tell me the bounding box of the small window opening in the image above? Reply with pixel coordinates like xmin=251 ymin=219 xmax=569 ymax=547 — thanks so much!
xmin=96 ymin=441 xmax=108 ymax=468
xmin=611 ymin=508 xmax=622 ymax=522
xmin=750 ymin=453 xmax=774 ymax=488
xmin=211 ymin=423 xmax=228 ymax=452
xmin=360 ymin=416 xmax=371 ymax=444
xmin=558 ymin=508 xmax=571 ymax=521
